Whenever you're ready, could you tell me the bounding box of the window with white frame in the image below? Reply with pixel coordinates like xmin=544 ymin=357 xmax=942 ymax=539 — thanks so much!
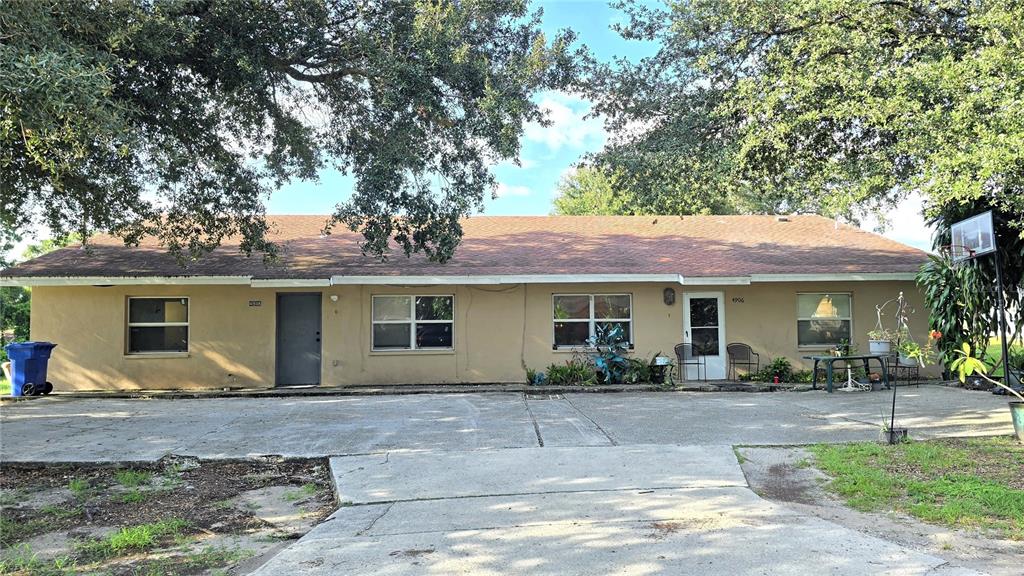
xmin=127 ymin=297 xmax=189 ymax=354
xmin=552 ymin=294 xmax=632 ymax=348
xmin=797 ymin=293 xmax=852 ymax=347
xmin=372 ymin=295 xmax=454 ymax=350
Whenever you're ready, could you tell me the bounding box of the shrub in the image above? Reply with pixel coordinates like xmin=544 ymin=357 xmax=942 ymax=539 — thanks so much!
xmin=544 ymin=354 xmax=598 ymax=386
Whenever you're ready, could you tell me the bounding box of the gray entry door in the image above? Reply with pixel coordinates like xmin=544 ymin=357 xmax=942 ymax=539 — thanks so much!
xmin=276 ymin=293 xmax=322 ymax=386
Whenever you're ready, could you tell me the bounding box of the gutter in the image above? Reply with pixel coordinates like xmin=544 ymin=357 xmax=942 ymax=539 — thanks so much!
xmin=0 ymin=272 xmax=919 ymax=288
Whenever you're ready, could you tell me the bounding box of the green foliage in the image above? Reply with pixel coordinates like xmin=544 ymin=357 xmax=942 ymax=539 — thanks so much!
xmin=586 ymin=323 xmax=630 ymax=384
xmin=950 ymin=343 xmax=1024 ymax=401
xmin=811 ymin=438 xmax=1024 ymax=539
xmin=755 ymin=357 xmax=793 ymax=382
xmin=1 ymin=0 xmax=582 ymax=263
xmin=584 ymin=1 xmax=1024 ymax=227
xmin=543 ymin=354 xmax=598 ymax=386
xmin=552 ymin=167 xmax=634 ymax=215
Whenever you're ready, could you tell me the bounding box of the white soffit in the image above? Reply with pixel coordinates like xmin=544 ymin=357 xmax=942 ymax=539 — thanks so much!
xmin=0 ymin=276 xmax=252 ymax=287
xmin=748 ymin=273 xmax=918 ymax=282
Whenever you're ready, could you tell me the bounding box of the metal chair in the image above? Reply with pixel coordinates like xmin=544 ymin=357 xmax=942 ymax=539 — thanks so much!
xmin=726 ymin=343 xmax=760 ymax=380
xmin=674 ymin=343 xmax=705 ymax=382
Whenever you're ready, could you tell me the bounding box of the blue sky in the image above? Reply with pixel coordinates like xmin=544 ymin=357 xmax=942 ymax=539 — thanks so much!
xmin=268 ymin=0 xmax=933 ymax=251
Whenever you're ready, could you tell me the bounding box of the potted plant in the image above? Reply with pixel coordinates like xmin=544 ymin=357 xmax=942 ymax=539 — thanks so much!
xmin=896 ymin=339 xmax=935 ymax=367
xmin=879 ymin=421 xmax=909 ymax=444
xmin=867 ymin=328 xmax=896 ymax=354
xmin=950 ymin=343 xmax=1024 ymax=442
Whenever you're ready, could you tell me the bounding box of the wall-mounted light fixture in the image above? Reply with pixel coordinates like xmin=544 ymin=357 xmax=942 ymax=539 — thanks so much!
xmin=663 ymin=287 xmax=676 ymax=306
xmin=330 ymin=294 xmax=339 ymax=302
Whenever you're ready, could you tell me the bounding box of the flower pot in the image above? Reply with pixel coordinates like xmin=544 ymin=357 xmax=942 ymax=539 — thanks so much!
xmin=1010 ymin=402 xmax=1024 ymax=443
xmin=898 ymin=355 xmax=918 ymax=367
xmin=868 ymin=339 xmax=891 ymax=354
xmin=871 ymin=380 xmax=885 ymax=392
xmin=879 ymin=427 xmax=909 ymax=444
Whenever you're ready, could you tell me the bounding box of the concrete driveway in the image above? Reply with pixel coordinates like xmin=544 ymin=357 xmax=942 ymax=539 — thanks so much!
xmin=0 ymin=386 xmax=1011 ymax=461
xmin=0 ymin=386 xmax=1012 ymax=575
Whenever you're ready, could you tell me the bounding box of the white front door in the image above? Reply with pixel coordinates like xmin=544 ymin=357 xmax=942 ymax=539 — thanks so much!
xmin=683 ymin=292 xmax=727 ymax=380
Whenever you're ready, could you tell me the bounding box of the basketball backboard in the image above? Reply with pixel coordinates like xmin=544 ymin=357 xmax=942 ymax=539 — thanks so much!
xmin=950 ymin=211 xmax=996 ymax=261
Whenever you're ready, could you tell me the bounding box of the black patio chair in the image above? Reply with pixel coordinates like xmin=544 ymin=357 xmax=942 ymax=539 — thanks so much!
xmin=674 ymin=343 xmax=705 ymax=382
xmin=726 ymin=343 xmax=760 ymax=380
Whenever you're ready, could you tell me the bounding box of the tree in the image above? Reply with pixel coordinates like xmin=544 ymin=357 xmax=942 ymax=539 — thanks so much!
xmin=552 ymin=167 xmax=630 ymax=215
xmin=1 ymin=0 xmax=582 ymax=262
xmin=584 ymin=0 xmax=1024 ymax=228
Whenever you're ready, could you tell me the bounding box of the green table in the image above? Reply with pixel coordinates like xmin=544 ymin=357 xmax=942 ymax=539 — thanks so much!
xmin=803 ymin=354 xmax=890 ymax=393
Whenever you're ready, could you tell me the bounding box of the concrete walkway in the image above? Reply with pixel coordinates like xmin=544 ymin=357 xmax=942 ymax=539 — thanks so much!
xmin=252 ymin=445 xmax=983 ymax=576
xmin=0 ymin=386 xmax=1011 ymax=462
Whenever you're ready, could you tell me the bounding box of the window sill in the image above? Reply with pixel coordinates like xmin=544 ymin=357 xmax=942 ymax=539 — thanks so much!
xmin=369 ymin=349 xmax=455 ymax=356
xmin=123 ymin=352 xmax=190 ymax=359
xmin=552 ymin=346 xmax=634 ymax=353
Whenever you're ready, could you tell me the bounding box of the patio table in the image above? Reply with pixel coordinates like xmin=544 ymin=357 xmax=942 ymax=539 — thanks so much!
xmin=802 ymin=354 xmax=890 ymax=393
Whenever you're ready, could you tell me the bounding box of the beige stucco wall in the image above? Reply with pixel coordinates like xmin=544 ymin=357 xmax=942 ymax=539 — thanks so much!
xmin=30 ymin=280 xmax=935 ymax=390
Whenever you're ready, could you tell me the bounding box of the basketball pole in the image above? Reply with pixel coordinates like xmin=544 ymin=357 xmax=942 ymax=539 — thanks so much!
xmin=993 ymin=241 xmax=1011 ymax=391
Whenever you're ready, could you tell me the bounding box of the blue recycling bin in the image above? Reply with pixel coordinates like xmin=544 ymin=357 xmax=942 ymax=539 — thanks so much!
xmin=5 ymin=342 xmax=57 ymax=396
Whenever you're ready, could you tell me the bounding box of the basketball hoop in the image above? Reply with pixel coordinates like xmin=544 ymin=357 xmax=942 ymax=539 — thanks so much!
xmin=949 ymin=211 xmax=996 ymax=262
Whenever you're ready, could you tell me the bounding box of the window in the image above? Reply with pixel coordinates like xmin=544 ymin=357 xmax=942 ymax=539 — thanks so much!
xmin=127 ymin=297 xmax=189 ymax=354
xmin=553 ymin=294 xmax=632 ymax=348
xmin=797 ymin=293 xmax=851 ymax=347
xmin=372 ymin=295 xmax=454 ymax=350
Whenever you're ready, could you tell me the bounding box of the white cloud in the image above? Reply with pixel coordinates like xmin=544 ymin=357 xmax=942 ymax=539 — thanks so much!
xmin=859 ymin=193 xmax=934 ymax=252
xmin=523 ymin=91 xmax=607 ymax=152
xmin=495 ymin=183 xmax=531 ymax=198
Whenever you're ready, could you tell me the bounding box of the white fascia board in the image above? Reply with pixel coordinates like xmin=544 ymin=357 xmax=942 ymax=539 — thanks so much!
xmin=330 ymin=274 xmax=686 ymax=285
xmin=680 ymin=276 xmax=751 ymax=285
xmin=250 ymin=279 xmax=331 ymax=288
xmin=749 ymin=273 xmax=919 ymax=283
xmin=0 ymin=276 xmax=252 ymax=287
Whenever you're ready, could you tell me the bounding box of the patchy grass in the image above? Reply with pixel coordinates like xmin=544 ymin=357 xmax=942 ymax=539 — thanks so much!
xmin=67 ymin=478 xmax=92 ymax=500
xmin=75 ymin=519 xmax=189 ymax=561
xmin=0 ymin=375 xmax=10 ymax=396
xmin=810 ymin=436 xmax=1024 ymax=539
xmin=0 ymin=544 xmax=75 ymax=575
xmin=113 ymin=469 xmax=151 ymax=488
xmin=283 ymin=483 xmax=318 ymax=502
xmin=1 ymin=459 xmax=334 ymax=574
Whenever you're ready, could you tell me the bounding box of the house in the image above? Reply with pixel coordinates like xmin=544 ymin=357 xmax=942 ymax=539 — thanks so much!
xmin=0 ymin=215 xmax=934 ymax=390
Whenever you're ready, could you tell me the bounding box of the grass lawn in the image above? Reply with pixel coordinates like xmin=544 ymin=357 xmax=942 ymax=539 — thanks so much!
xmin=810 ymin=436 xmax=1024 ymax=540
xmin=984 ymin=338 xmax=1023 ymax=378
xmin=0 ymin=375 xmax=9 ymax=395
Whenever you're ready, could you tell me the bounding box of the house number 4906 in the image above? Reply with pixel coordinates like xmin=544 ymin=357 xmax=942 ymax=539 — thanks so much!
xmin=731 ymin=297 xmax=745 ymax=303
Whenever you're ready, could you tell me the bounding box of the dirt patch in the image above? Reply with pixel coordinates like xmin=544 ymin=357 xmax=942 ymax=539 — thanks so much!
xmin=736 ymin=445 xmax=1023 ymax=576
xmin=0 ymin=456 xmax=334 ymax=574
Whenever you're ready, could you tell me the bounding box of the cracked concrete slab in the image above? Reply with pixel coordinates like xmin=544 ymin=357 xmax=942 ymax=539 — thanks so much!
xmin=255 ymin=451 xmax=983 ymax=576
xmin=330 ymin=445 xmax=746 ymax=504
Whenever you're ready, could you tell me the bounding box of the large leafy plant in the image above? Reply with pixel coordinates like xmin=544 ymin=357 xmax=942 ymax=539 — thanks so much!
xmin=586 ymin=323 xmax=630 ymax=384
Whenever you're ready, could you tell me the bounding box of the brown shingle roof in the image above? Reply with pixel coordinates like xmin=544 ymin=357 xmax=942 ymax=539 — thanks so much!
xmin=0 ymin=215 xmax=928 ymax=280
